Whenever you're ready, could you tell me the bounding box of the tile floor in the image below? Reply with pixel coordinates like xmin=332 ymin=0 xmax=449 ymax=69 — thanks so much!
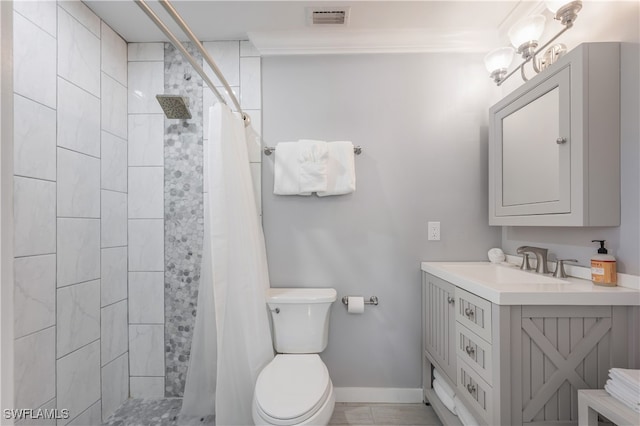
xmin=330 ymin=403 xmax=442 ymax=425
xmin=103 ymin=399 xmax=442 ymax=426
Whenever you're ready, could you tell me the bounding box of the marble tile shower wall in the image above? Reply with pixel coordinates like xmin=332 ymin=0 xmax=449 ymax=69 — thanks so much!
xmin=13 ymin=1 xmax=128 ymax=425
xmin=127 ymin=42 xmax=166 ymax=400
xmin=127 ymin=40 xmax=262 ymax=398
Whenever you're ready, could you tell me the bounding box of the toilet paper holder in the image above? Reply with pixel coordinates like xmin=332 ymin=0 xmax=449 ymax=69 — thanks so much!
xmin=341 ymin=296 xmax=379 ymax=306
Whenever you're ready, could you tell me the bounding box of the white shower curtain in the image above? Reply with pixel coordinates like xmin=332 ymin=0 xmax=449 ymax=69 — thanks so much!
xmin=182 ymin=103 xmax=274 ymax=425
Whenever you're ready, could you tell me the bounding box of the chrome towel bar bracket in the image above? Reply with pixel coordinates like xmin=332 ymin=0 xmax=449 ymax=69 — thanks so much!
xmin=341 ymin=296 xmax=378 ymax=306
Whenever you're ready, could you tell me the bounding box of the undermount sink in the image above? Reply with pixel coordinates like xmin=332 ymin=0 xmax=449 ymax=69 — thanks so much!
xmin=443 ymin=263 xmax=570 ymax=285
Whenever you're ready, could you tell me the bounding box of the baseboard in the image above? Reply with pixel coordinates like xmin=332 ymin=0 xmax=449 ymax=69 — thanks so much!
xmin=334 ymin=387 xmax=423 ymax=403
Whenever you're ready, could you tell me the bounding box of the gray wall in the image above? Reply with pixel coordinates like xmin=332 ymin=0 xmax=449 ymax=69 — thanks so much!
xmin=501 ymin=43 xmax=640 ymax=275
xmin=262 ymin=53 xmax=501 ymax=388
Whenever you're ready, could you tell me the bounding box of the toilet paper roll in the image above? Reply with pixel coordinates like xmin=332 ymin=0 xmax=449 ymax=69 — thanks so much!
xmin=347 ymin=296 xmax=365 ymax=314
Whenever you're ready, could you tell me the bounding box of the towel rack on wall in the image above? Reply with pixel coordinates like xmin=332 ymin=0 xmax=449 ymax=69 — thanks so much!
xmin=263 ymin=146 xmax=363 ymax=156
xmin=134 ymin=0 xmax=251 ymax=126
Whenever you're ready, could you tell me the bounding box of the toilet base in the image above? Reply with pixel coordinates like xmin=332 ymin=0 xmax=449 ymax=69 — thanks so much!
xmin=252 ymin=380 xmax=335 ymax=426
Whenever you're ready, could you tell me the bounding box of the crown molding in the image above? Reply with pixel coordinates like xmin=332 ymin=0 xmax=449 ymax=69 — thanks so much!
xmin=249 ymin=28 xmax=501 ymax=56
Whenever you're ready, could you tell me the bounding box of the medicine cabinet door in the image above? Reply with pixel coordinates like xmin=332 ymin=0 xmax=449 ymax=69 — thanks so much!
xmin=493 ymin=66 xmax=571 ymax=218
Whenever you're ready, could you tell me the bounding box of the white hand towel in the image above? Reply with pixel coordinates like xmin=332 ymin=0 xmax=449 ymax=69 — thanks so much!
xmin=433 ymin=369 xmax=456 ymax=400
xmin=298 ymin=139 xmax=328 ymax=193
xmin=453 ymin=396 xmax=480 ymax=426
xmin=273 ymin=142 xmax=311 ymax=196
xmin=317 ymin=141 xmax=356 ymax=197
xmin=433 ymin=380 xmax=456 ymax=415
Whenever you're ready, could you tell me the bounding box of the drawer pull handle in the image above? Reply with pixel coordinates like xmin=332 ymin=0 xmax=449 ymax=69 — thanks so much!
xmin=464 ymin=308 xmax=475 ymax=318
xmin=467 ymin=384 xmax=476 ymax=394
xmin=447 ymin=296 xmax=455 ymax=305
xmin=465 ymin=345 xmax=475 ymax=356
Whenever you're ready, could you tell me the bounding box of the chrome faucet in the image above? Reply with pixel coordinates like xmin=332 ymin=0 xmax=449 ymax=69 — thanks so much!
xmin=516 ymin=246 xmax=550 ymax=274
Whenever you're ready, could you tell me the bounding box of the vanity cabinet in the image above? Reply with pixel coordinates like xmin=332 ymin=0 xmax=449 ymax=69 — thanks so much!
xmin=489 ymin=42 xmax=620 ymax=226
xmin=422 ymin=272 xmax=631 ymax=426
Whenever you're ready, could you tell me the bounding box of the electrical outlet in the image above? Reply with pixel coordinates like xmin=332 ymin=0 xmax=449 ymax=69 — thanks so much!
xmin=428 ymin=221 xmax=440 ymax=241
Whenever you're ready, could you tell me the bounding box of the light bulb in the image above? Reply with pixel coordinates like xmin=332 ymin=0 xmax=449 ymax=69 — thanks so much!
xmin=484 ymin=47 xmax=515 ymax=74
xmin=508 ymin=15 xmax=546 ymax=49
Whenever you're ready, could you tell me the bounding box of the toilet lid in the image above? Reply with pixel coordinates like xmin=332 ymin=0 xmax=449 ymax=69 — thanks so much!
xmin=255 ymin=354 xmax=331 ymax=424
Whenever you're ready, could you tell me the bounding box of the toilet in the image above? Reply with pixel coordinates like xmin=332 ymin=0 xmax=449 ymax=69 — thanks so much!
xmin=252 ymin=288 xmax=337 ymax=426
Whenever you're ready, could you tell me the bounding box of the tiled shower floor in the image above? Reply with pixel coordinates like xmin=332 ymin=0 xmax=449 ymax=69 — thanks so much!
xmin=103 ymin=399 xmax=441 ymax=426
xmin=103 ymin=399 xmax=215 ymax=426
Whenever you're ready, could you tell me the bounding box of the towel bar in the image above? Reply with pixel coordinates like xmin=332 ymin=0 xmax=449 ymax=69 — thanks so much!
xmin=264 ymin=146 xmax=362 ymax=156
xmin=341 ymin=296 xmax=378 ymax=306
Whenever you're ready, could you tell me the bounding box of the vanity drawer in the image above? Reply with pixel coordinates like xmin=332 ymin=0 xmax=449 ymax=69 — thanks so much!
xmin=456 ymin=322 xmax=493 ymax=385
xmin=456 ymin=288 xmax=492 ymax=343
xmin=457 ymin=357 xmax=493 ymax=424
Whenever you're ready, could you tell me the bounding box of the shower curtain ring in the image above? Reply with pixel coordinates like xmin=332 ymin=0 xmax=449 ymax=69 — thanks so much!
xmin=242 ymin=112 xmax=251 ymax=127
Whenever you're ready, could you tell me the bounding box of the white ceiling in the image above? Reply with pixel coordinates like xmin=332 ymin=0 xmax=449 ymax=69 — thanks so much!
xmin=85 ymin=1 xmax=544 ymax=54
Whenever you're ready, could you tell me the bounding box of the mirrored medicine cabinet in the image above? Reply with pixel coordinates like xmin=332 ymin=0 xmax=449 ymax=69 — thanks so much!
xmin=488 ymin=42 xmax=621 ymax=227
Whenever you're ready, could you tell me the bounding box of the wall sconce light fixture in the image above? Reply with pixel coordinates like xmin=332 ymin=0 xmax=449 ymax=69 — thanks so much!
xmin=508 ymin=14 xmax=546 ymax=61
xmin=484 ymin=0 xmax=582 ymax=86
xmin=484 ymin=47 xmax=515 ymax=84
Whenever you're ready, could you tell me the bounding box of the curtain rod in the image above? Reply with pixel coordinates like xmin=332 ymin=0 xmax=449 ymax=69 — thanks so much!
xmin=134 ymin=0 xmax=250 ymax=126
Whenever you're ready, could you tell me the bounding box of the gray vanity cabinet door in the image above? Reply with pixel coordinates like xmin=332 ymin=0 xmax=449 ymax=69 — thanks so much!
xmin=514 ymin=305 xmax=626 ymax=424
xmin=423 ymin=273 xmax=457 ymax=383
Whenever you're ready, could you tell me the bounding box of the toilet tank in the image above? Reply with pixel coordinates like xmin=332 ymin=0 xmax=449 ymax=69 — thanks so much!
xmin=267 ymin=288 xmax=337 ymax=354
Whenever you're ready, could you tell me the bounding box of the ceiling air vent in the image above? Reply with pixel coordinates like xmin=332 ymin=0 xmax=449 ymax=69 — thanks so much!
xmin=307 ymin=7 xmax=350 ymax=26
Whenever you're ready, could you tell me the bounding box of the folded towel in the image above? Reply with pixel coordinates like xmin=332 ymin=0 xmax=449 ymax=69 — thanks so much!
xmin=433 ymin=379 xmax=456 ymax=415
xmin=608 ymin=378 xmax=640 ymax=402
xmin=317 ymin=141 xmax=356 ymax=197
xmin=433 ymin=369 xmax=456 ymax=400
xmin=298 ymin=139 xmax=328 ymax=193
xmin=605 ymin=380 xmax=640 ymax=412
xmin=454 ymin=396 xmax=479 ymax=426
xmin=273 ymin=142 xmax=311 ymax=195
xmin=610 ymin=368 xmax=640 ymax=394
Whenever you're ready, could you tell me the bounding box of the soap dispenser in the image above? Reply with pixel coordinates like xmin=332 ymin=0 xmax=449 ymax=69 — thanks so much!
xmin=591 ymin=240 xmax=617 ymax=286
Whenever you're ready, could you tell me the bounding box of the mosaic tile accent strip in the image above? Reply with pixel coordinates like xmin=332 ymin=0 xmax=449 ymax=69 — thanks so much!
xmin=164 ymin=43 xmax=204 ymax=397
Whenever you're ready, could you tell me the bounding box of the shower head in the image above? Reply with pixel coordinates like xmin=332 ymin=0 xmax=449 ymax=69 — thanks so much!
xmin=156 ymin=94 xmax=192 ymax=119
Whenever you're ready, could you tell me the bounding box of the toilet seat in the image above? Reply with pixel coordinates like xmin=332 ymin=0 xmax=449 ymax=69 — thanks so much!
xmin=254 ymin=354 xmax=331 ymax=425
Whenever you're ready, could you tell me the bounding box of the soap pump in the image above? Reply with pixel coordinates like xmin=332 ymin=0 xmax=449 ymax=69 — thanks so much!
xmin=590 ymin=240 xmax=617 ymax=286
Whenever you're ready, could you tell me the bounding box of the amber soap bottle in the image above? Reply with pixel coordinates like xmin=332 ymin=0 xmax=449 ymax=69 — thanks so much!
xmin=591 ymin=240 xmax=617 ymax=286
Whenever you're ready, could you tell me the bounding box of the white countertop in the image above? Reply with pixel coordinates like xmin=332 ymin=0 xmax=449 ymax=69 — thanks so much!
xmin=421 ymin=261 xmax=640 ymax=306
